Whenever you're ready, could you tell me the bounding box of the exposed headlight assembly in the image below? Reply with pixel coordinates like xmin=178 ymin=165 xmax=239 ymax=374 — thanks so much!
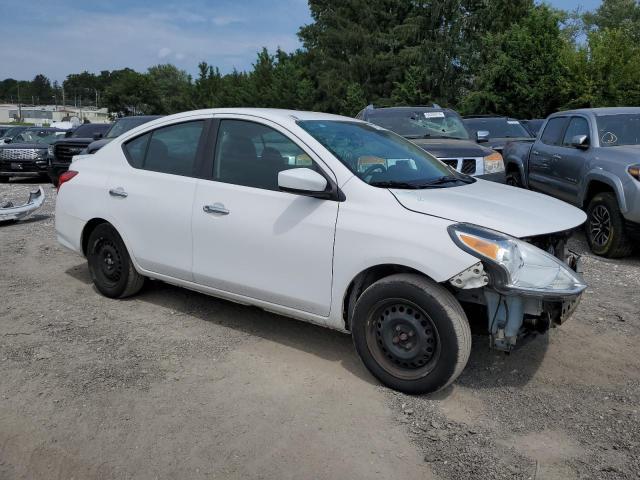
xmin=448 ymin=223 xmax=586 ymax=297
xmin=483 ymin=152 xmax=504 ymax=174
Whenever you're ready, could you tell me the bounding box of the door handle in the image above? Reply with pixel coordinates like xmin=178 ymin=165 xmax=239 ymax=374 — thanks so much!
xmin=109 ymin=187 xmax=128 ymax=198
xmin=203 ymin=203 xmax=229 ymax=215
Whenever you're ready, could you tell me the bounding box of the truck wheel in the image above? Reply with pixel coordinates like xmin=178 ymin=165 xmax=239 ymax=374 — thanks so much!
xmin=86 ymin=223 xmax=145 ymax=298
xmin=351 ymin=273 xmax=471 ymax=394
xmin=505 ymin=170 xmax=522 ymax=187
xmin=586 ymin=192 xmax=634 ymax=258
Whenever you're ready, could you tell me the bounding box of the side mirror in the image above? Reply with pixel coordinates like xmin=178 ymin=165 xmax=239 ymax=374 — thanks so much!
xmin=571 ymin=134 xmax=589 ymax=149
xmin=476 ymin=130 xmax=490 ymax=143
xmin=278 ymin=168 xmax=328 ymax=197
xmin=93 ymin=133 xmax=103 ymax=140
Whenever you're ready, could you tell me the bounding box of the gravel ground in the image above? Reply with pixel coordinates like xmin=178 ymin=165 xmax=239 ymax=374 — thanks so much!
xmin=1 ymin=180 xmax=639 ymax=479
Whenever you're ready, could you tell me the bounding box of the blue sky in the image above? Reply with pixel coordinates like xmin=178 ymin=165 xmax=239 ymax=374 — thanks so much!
xmin=0 ymin=0 xmax=602 ymax=82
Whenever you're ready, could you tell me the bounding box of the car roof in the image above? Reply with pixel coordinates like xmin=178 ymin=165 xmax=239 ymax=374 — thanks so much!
xmin=552 ymin=107 xmax=640 ymax=116
xmin=146 ymin=108 xmax=355 ymax=124
xmin=463 ymin=115 xmax=517 ymax=120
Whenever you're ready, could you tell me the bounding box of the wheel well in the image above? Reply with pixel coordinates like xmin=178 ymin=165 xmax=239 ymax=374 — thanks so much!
xmin=584 ymin=180 xmax=614 ymax=207
xmin=342 ymin=264 xmax=428 ymax=331
xmin=81 ymin=218 xmax=109 ymax=255
xmin=505 ymin=162 xmax=520 ymax=174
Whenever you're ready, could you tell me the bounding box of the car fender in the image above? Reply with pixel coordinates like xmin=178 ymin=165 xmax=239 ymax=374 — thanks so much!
xmin=581 ymin=169 xmax=628 ymax=212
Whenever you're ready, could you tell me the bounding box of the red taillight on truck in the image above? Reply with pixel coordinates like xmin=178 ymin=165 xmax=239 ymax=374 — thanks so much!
xmin=57 ymin=170 xmax=78 ymax=191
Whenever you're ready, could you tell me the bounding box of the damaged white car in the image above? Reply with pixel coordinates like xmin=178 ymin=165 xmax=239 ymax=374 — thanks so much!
xmin=1 ymin=187 xmax=45 ymax=222
xmin=55 ymin=109 xmax=586 ymax=394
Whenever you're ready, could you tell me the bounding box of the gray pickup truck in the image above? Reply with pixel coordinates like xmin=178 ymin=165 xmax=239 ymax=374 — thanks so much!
xmin=503 ymin=107 xmax=640 ymax=258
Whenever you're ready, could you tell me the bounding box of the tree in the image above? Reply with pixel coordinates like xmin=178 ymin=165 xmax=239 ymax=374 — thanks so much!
xmin=147 ymin=64 xmax=194 ymax=113
xmin=103 ymin=69 xmax=162 ymax=115
xmin=461 ymin=5 xmax=571 ymax=118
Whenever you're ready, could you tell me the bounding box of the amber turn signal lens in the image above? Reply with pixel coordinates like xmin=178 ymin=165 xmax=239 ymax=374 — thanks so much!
xmin=629 ymin=165 xmax=640 ymax=181
xmin=458 ymin=234 xmax=500 ymax=260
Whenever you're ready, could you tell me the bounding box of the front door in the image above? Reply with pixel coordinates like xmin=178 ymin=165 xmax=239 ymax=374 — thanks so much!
xmin=550 ymin=116 xmax=590 ymax=204
xmin=528 ymin=116 xmax=569 ymax=195
xmin=191 ymin=117 xmax=339 ymax=316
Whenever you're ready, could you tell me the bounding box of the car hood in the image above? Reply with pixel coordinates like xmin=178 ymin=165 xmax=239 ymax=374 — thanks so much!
xmin=0 ymin=142 xmax=48 ymax=149
xmin=390 ymin=180 xmax=586 ymax=238
xmin=409 ymin=138 xmax=494 ymax=158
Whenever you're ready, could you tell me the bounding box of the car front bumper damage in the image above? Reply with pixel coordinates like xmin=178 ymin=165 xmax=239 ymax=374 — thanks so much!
xmin=0 ymin=187 xmax=45 ymax=222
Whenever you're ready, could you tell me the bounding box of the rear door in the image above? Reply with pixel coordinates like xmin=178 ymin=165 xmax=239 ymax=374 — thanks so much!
xmin=191 ymin=116 xmax=339 ymax=316
xmin=528 ymin=116 xmax=569 ymax=195
xmin=108 ymin=118 xmax=210 ymax=280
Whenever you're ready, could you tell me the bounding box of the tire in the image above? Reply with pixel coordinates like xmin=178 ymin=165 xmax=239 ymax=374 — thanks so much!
xmin=505 ymin=169 xmax=523 ymax=187
xmin=86 ymin=223 xmax=145 ymax=298
xmin=586 ymin=192 xmax=634 ymax=258
xmin=351 ymin=273 xmax=471 ymax=394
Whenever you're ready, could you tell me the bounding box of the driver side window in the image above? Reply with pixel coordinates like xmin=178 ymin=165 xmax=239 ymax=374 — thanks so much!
xmin=562 ymin=117 xmax=589 ymax=147
xmin=213 ymin=120 xmax=318 ymax=191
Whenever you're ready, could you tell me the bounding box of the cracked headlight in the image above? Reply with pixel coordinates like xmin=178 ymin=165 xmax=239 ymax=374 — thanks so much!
xmin=483 ymin=152 xmax=504 ymax=174
xmin=448 ymin=223 xmax=586 ymax=297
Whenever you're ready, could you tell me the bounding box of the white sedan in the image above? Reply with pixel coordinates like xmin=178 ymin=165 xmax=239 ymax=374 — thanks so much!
xmin=55 ymin=108 xmax=586 ymax=393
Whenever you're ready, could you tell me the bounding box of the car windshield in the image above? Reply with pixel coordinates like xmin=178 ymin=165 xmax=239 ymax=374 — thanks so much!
xmin=298 ymin=120 xmax=473 ymax=188
xmin=106 ymin=117 xmax=153 ymax=139
xmin=596 ymin=114 xmax=640 ymax=147
xmin=71 ymin=124 xmax=109 ymax=138
xmin=17 ymin=130 xmax=63 ymax=144
xmin=2 ymin=127 xmax=26 ymax=138
xmin=365 ymin=109 xmax=470 ymax=140
xmin=464 ymin=118 xmax=532 ymax=138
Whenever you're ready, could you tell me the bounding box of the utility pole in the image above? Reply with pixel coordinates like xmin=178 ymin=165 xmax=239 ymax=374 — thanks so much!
xmin=17 ymin=83 xmax=22 ymax=121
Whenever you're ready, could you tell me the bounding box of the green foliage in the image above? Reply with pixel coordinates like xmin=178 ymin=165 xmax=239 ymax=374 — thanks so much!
xmin=2 ymin=0 xmax=640 ymax=119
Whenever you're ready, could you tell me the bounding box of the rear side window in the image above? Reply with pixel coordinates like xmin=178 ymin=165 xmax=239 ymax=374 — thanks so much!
xmin=562 ymin=117 xmax=590 ymax=146
xmin=123 ymin=121 xmax=205 ymax=176
xmin=124 ymin=133 xmax=150 ymax=168
xmin=540 ymin=117 xmax=568 ymax=146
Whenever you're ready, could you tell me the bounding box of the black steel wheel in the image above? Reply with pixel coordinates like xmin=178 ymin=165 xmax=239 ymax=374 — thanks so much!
xmin=586 ymin=192 xmax=634 ymax=258
xmin=351 ymin=274 xmax=471 ymax=394
xmin=87 ymin=223 xmax=145 ymax=298
xmin=365 ymin=300 xmax=441 ymax=381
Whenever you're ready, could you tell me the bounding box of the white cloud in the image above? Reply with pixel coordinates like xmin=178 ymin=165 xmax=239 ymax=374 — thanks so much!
xmin=211 ymin=15 xmax=242 ymax=26
xmin=158 ymin=47 xmax=172 ymax=59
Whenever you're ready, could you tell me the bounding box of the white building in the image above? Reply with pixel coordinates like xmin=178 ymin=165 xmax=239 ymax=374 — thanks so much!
xmin=0 ymin=104 xmax=110 ymax=125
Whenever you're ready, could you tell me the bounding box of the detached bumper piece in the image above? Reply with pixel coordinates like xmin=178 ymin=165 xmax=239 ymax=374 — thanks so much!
xmin=0 ymin=187 xmax=45 ymax=222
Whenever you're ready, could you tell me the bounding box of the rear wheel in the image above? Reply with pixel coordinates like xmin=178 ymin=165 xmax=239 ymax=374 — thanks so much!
xmin=586 ymin=192 xmax=634 ymax=258
xmin=87 ymin=223 xmax=145 ymax=298
xmin=351 ymin=274 xmax=471 ymax=394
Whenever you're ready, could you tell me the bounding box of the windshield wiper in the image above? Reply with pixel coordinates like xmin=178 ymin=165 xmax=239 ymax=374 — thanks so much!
xmin=369 ymin=180 xmax=423 ymax=189
xmin=418 ymin=175 xmax=474 ymax=187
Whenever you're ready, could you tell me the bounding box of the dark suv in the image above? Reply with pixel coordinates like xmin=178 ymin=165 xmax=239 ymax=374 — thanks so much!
xmin=47 ymin=123 xmax=111 ymax=185
xmin=83 ymin=115 xmax=162 ymax=154
xmin=356 ymin=105 xmax=505 ymax=182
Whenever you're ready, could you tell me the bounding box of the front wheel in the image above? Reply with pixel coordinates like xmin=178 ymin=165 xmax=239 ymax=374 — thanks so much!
xmin=505 ymin=169 xmax=523 ymax=187
xmin=87 ymin=223 xmax=145 ymax=298
xmin=586 ymin=192 xmax=634 ymax=258
xmin=351 ymin=274 xmax=471 ymax=394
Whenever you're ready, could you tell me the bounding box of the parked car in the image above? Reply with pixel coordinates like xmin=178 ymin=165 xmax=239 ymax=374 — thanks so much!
xmin=520 ymin=119 xmax=545 ymax=137
xmin=56 ymin=108 xmax=587 ymax=394
xmin=0 ymin=126 xmax=29 ymax=145
xmin=47 ymin=123 xmax=111 ymax=185
xmin=356 ymin=105 xmax=505 ymax=182
xmin=83 ymin=115 xmax=163 ymax=154
xmin=0 ymin=128 xmax=66 ymax=183
xmin=462 ymin=115 xmax=534 ymax=154
xmin=503 ymin=107 xmax=640 ymax=258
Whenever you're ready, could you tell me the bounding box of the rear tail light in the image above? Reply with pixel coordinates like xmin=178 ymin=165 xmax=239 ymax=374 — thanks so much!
xmin=57 ymin=170 xmax=78 ymax=191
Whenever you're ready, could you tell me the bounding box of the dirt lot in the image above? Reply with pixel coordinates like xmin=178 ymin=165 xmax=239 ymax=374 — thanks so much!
xmin=1 ymin=180 xmax=639 ymax=480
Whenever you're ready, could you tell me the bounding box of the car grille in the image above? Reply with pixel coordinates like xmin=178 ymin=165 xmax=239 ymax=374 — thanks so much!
xmin=439 ymin=158 xmax=478 ymax=175
xmin=54 ymin=143 xmax=86 ymax=163
xmin=0 ymin=148 xmax=42 ymax=161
